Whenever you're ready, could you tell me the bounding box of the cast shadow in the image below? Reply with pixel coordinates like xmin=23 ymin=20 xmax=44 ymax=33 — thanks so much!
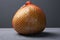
xmin=17 ymin=32 xmax=58 ymax=38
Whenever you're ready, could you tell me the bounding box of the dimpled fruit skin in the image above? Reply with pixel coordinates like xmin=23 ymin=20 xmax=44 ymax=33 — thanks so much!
xmin=12 ymin=1 xmax=46 ymax=34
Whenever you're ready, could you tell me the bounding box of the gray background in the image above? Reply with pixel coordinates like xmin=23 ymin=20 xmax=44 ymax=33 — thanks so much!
xmin=0 ymin=0 xmax=60 ymax=28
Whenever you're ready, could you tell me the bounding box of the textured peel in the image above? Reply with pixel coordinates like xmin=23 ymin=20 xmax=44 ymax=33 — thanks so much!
xmin=12 ymin=1 xmax=46 ymax=34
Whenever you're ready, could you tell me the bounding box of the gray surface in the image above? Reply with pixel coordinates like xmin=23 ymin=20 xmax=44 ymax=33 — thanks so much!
xmin=0 ymin=28 xmax=60 ymax=40
xmin=0 ymin=0 xmax=60 ymax=28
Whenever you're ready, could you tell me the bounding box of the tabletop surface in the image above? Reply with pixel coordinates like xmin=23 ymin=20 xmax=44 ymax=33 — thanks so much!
xmin=0 ymin=28 xmax=60 ymax=40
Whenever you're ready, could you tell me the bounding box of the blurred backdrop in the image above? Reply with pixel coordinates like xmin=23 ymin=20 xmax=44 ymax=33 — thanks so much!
xmin=0 ymin=0 xmax=60 ymax=28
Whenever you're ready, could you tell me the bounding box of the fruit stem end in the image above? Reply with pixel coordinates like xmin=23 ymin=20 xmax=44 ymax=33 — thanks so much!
xmin=25 ymin=1 xmax=31 ymax=5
